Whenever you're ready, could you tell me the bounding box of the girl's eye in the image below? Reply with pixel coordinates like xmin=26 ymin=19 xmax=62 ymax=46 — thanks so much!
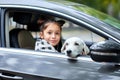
xmin=55 ymin=32 xmax=60 ymax=35
xmin=48 ymin=32 xmax=52 ymax=34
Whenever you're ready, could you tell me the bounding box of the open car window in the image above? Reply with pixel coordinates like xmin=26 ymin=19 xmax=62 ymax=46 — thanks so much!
xmin=5 ymin=10 xmax=105 ymax=52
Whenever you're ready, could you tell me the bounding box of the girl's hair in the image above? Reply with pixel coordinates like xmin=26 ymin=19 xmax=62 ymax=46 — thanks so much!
xmin=40 ymin=19 xmax=64 ymax=32
xmin=40 ymin=19 xmax=65 ymax=52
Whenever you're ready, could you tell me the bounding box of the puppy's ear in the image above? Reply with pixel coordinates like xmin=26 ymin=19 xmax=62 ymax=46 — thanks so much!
xmin=61 ymin=42 xmax=66 ymax=52
xmin=83 ymin=43 xmax=90 ymax=55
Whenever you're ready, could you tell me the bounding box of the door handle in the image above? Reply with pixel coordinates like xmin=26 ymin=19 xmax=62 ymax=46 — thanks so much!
xmin=0 ymin=72 xmax=23 ymax=80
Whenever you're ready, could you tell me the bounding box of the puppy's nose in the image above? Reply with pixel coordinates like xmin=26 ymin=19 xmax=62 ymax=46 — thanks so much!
xmin=67 ymin=50 xmax=72 ymax=55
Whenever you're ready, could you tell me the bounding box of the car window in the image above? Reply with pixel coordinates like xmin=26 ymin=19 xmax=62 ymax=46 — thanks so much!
xmin=5 ymin=11 xmax=105 ymax=50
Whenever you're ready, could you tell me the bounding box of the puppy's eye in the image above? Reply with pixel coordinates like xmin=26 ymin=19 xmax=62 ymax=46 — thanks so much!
xmin=66 ymin=43 xmax=68 ymax=46
xmin=75 ymin=42 xmax=79 ymax=46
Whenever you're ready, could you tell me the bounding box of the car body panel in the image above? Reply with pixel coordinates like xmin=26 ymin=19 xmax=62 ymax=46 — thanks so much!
xmin=0 ymin=48 xmax=120 ymax=80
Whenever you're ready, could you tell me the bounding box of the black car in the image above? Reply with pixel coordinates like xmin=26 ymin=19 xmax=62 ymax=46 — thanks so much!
xmin=0 ymin=0 xmax=120 ymax=80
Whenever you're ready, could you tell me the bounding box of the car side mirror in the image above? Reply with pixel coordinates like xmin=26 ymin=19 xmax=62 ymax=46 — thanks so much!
xmin=90 ymin=40 xmax=120 ymax=63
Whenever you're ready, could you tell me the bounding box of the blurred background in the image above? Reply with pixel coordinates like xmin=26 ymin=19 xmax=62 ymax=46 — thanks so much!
xmin=67 ymin=0 xmax=120 ymax=20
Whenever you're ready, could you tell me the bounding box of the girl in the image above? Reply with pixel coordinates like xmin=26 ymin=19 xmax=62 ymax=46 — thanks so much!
xmin=35 ymin=19 xmax=65 ymax=52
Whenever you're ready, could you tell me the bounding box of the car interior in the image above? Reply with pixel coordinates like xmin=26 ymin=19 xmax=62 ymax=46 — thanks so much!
xmin=7 ymin=11 xmax=104 ymax=50
xmin=9 ymin=12 xmax=37 ymax=50
xmin=9 ymin=28 xmax=35 ymax=49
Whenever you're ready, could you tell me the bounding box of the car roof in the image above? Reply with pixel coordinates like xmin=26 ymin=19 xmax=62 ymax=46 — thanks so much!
xmin=0 ymin=0 xmax=82 ymax=20
xmin=0 ymin=0 xmax=75 ymax=5
xmin=1 ymin=0 xmax=120 ymax=28
xmin=0 ymin=0 xmax=72 ymax=9
xmin=0 ymin=0 xmax=119 ymax=29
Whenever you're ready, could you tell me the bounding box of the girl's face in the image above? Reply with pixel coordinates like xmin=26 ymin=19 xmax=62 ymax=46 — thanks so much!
xmin=40 ymin=23 xmax=61 ymax=46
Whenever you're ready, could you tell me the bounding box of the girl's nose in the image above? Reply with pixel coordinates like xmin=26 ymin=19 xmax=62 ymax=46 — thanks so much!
xmin=52 ymin=33 xmax=56 ymax=38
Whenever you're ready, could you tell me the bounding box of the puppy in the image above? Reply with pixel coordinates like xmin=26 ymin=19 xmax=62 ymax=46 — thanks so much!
xmin=61 ymin=37 xmax=89 ymax=58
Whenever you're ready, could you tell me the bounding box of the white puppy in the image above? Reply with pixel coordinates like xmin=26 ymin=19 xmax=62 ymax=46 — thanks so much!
xmin=61 ymin=37 xmax=89 ymax=58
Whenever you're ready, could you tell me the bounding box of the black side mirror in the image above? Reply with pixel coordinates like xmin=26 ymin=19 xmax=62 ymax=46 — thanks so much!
xmin=90 ymin=40 xmax=120 ymax=63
